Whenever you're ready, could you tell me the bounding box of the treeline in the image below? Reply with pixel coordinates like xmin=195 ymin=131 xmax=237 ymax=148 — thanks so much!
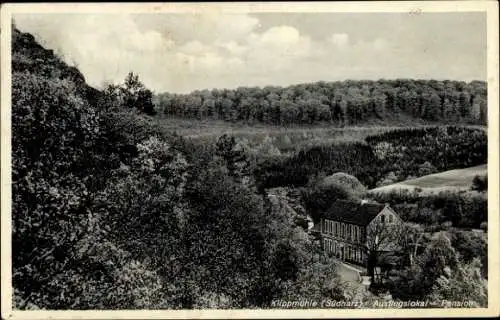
xmin=254 ymin=126 xmax=487 ymax=190
xmin=157 ymin=79 xmax=487 ymax=126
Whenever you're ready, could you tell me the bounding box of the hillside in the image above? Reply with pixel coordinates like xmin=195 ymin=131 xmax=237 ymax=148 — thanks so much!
xmin=369 ymin=164 xmax=487 ymax=195
xmin=11 ymin=27 xmax=348 ymax=309
xmin=12 ymin=27 xmax=103 ymax=108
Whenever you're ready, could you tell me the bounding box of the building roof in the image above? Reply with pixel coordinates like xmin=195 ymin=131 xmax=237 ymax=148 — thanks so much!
xmin=323 ymin=199 xmax=386 ymax=226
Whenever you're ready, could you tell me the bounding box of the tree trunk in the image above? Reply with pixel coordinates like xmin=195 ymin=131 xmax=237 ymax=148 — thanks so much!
xmin=367 ymin=252 xmax=377 ymax=283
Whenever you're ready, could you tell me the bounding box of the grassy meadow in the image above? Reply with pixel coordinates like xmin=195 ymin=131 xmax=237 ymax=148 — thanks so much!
xmin=369 ymin=164 xmax=487 ymax=195
xmin=152 ymin=116 xmax=486 ymax=154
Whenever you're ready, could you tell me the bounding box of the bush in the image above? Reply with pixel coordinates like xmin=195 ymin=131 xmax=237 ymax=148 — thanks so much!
xmin=418 ymin=161 xmax=437 ymax=176
xmin=472 ymin=175 xmax=487 ymax=191
xmin=320 ymin=172 xmax=367 ymax=197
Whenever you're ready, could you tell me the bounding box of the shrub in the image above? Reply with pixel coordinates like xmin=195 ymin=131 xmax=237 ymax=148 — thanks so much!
xmin=471 ymin=175 xmax=487 ymax=192
xmin=320 ymin=172 xmax=367 ymax=197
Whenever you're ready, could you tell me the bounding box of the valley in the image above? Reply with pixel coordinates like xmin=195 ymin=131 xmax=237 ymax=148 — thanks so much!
xmin=9 ymin=24 xmax=489 ymax=311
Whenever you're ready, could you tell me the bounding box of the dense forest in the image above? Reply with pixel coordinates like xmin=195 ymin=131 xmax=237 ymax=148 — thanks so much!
xmin=254 ymin=126 xmax=487 ymax=191
xmin=156 ymin=79 xmax=487 ymax=126
xmin=11 ymin=25 xmax=488 ymax=310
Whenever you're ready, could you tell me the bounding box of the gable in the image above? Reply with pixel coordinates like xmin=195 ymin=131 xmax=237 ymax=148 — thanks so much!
xmin=370 ymin=207 xmax=402 ymax=226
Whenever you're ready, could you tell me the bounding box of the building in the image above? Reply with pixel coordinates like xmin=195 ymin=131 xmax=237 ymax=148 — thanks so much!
xmin=320 ymin=199 xmax=402 ymax=267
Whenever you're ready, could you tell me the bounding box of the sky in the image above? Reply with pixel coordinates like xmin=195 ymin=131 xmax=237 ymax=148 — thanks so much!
xmin=13 ymin=12 xmax=486 ymax=94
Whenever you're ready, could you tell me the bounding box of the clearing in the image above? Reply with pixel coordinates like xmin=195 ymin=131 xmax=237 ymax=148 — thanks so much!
xmin=152 ymin=117 xmax=485 ymax=152
xmin=368 ymin=164 xmax=487 ymax=195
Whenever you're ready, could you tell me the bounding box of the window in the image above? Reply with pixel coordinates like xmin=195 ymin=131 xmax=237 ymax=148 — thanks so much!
xmin=389 ymin=215 xmax=394 ymax=223
xmin=381 ymin=214 xmax=386 ymax=224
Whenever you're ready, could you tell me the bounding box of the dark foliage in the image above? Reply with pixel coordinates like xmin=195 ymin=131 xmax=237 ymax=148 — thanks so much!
xmin=255 ymin=126 xmax=486 ymax=192
xmin=12 ymin=62 xmax=108 ymax=310
xmin=370 ymin=190 xmax=487 ymax=229
xmin=472 ymin=174 xmax=488 ymax=191
xmin=255 ymin=141 xmax=380 ymax=190
xmin=366 ymin=126 xmax=487 ymax=182
xmin=301 ymin=183 xmax=356 ymax=223
xmin=449 ymin=229 xmax=488 ymax=277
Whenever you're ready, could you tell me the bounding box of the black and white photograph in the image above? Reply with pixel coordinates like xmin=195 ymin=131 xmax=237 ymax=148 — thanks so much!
xmin=1 ymin=2 xmax=499 ymax=318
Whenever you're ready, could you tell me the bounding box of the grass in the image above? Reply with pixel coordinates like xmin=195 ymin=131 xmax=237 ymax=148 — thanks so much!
xmin=368 ymin=164 xmax=487 ymax=195
xmin=152 ymin=116 xmax=486 ymax=153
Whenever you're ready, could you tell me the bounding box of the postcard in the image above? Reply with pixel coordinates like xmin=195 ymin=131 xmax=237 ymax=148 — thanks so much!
xmin=1 ymin=1 xmax=499 ymax=319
